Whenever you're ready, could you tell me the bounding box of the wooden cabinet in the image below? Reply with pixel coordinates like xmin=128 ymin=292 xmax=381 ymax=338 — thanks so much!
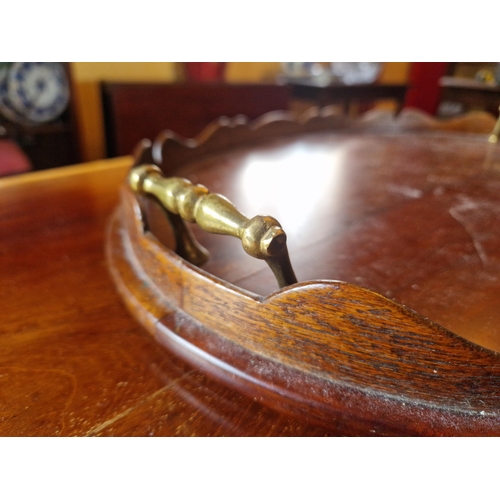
xmin=438 ymin=63 xmax=500 ymax=118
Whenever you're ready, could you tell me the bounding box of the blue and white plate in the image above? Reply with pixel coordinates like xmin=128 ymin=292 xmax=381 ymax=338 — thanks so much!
xmin=2 ymin=62 xmax=70 ymax=124
xmin=0 ymin=62 xmax=23 ymax=124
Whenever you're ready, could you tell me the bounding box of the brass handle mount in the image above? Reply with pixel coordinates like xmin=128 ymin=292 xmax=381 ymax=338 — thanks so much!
xmin=128 ymin=165 xmax=297 ymax=289
xmin=488 ymin=106 xmax=500 ymax=144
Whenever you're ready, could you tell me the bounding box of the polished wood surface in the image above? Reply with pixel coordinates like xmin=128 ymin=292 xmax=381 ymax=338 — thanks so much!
xmin=107 ymin=110 xmax=500 ymax=435
xmin=3 ymin=109 xmax=500 ymax=435
xmin=184 ymin=127 xmax=500 ymax=346
xmin=0 ymin=158 xmax=331 ymax=436
xmin=127 ymin=109 xmax=500 ymax=349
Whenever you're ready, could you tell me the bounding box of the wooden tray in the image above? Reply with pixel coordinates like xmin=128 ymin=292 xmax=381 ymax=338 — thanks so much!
xmin=107 ymin=108 xmax=500 ymax=436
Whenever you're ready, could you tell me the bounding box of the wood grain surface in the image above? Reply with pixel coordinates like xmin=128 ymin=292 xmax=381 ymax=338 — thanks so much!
xmin=0 ymin=158 xmax=331 ymax=436
xmin=109 ymin=110 xmax=500 ymax=435
xmin=141 ymin=109 xmax=500 ymax=351
xmin=3 ymin=109 xmax=500 ymax=435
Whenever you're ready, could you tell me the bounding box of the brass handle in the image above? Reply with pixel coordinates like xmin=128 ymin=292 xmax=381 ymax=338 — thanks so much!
xmin=488 ymin=106 xmax=500 ymax=143
xmin=128 ymin=165 xmax=297 ymax=289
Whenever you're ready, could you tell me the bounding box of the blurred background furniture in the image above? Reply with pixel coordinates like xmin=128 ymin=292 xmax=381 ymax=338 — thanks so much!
xmin=435 ymin=62 xmax=500 ymax=118
xmin=0 ymin=63 xmax=419 ymax=168
xmin=439 ymin=76 xmax=500 ymax=117
xmin=279 ymin=76 xmax=408 ymax=115
xmin=101 ymin=82 xmax=291 ymax=157
xmin=404 ymin=62 xmax=449 ymax=115
xmin=404 ymin=62 xmax=500 ymax=118
xmin=5 ymin=62 xmax=499 ymax=172
xmin=183 ymin=62 xmax=226 ymax=82
xmin=0 ymin=116 xmax=81 ymax=171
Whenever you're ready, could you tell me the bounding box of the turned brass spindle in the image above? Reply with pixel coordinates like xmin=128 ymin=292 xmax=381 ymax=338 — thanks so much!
xmin=128 ymin=165 xmax=297 ymax=289
xmin=489 ymin=106 xmax=500 ymax=144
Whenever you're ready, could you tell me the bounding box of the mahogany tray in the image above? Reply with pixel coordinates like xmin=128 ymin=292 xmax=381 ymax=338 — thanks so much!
xmin=106 ymin=108 xmax=500 ymax=436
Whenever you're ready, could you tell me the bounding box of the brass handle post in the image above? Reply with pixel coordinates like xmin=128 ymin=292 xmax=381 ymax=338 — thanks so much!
xmin=489 ymin=106 xmax=500 ymax=144
xmin=129 ymin=165 xmax=297 ymax=289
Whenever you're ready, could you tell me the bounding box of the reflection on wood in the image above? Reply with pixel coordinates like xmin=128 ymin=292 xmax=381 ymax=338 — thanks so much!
xmin=1 ymin=157 xmax=331 ymax=436
xmin=2 ymin=108 xmax=500 ymax=435
xmin=107 ymin=109 xmax=500 ymax=435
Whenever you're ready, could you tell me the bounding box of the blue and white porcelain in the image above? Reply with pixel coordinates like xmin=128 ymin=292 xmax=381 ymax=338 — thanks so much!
xmin=0 ymin=62 xmax=70 ymax=124
xmin=0 ymin=62 xmax=23 ymax=124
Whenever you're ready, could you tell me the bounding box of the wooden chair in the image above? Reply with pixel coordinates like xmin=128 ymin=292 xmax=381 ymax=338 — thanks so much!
xmin=101 ymin=82 xmax=291 ymax=157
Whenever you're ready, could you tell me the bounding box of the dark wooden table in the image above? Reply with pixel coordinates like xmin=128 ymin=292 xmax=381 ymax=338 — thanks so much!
xmin=2 ymin=113 xmax=500 ymax=436
xmin=279 ymin=75 xmax=408 ymax=114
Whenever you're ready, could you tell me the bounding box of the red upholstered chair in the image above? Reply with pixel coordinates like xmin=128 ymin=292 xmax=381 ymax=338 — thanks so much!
xmin=0 ymin=139 xmax=32 ymax=176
